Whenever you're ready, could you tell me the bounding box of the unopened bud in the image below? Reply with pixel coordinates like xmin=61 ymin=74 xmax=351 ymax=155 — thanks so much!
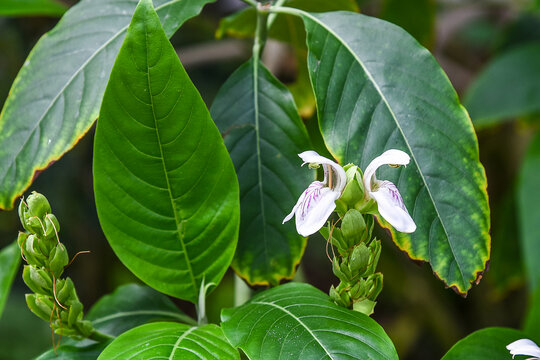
xmin=349 ymin=243 xmax=370 ymax=275
xmin=26 ymin=294 xmax=53 ymax=322
xmin=43 ymin=214 xmax=60 ymax=240
xmin=49 ymin=243 xmax=69 ymax=278
xmin=23 ymin=265 xmax=51 ymax=294
xmin=26 ymin=192 xmax=51 ymax=219
xmin=341 ymin=209 xmax=366 ymax=248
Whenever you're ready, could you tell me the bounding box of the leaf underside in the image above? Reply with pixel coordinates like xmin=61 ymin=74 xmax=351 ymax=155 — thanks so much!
xmin=299 ymin=10 xmax=490 ymax=294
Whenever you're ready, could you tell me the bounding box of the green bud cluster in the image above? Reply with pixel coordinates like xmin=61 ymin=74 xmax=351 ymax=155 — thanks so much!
xmin=18 ymin=192 xmax=94 ymax=339
xmin=322 ymin=166 xmax=384 ymax=316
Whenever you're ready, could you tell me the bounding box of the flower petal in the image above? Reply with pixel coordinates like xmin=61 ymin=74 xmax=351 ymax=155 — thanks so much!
xmin=507 ymin=339 xmax=540 ymax=358
xmin=363 ymin=149 xmax=410 ymax=191
xmin=298 ymin=151 xmax=346 ymax=193
xmin=371 ymin=180 xmax=416 ymax=233
xmin=296 ymin=188 xmax=340 ymax=237
xmin=283 ymin=180 xmax=340 ymax=236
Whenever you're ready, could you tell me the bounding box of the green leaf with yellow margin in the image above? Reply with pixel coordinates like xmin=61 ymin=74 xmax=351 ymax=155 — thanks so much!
xmin=289 ymin=9 xmax=490 ymax=295
xmin=0 ymin=0 xmax=215 ymax=210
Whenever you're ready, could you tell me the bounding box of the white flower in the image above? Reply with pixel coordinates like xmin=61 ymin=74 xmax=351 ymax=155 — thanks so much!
xmin=507 ymin=339 xmax=540 ymax=359
xmin=363 ymin=149 xmax=416 ymax=233
xmin=283 ymin=151 xmax=346 ymax=237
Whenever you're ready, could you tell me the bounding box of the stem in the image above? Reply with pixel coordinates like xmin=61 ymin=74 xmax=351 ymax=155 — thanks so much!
xmin=267 ymin=0 xmax=287 ymax=28
xmin=88 ymin=329 xmax=115 ymax=342
xmin=252 ymin=3 xmax=269 ymax=60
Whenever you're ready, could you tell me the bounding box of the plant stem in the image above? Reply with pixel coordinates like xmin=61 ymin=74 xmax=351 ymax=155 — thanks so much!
xmin=88 ymin=329 xmax=115 ymax=342
xmin=267 ymin=0 xmax=287 ymax=28
xmin=252 ymin=3 xmax=269 ymax=60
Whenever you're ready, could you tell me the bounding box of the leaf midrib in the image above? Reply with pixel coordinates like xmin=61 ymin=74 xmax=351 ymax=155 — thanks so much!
xmin=252 ymin=301 xmax=332 ymax=358
xmin=251 ymin=59 xmax=270 ymax=274
xmin=296 ymin=9 xmax=466 ymax=286
xmin=0 ymin=0 xmax=182 ymax=184
xmin=169 ymin=326 xmax=196 ymax=360
xmin=143 ymin=17 xmax=197 ymax=296
xmin=91 ymin=310 xmax=196 ymax=326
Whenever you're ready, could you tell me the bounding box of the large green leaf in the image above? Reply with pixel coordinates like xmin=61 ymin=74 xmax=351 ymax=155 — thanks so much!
xmin=93 ymin=0 xmax=239 ymax=302
xmin=441 ymin=327 xmax=530 ymax=360
xmin=221 ymin=282 xmax=398 ymax=360
xmin=518 ymin=130 xmax=540 ymax=290
xmin=464 ymin=43 xmax=540 ymax=128
xmin=0 ymin=0 xmax=67 ymax=17
xmin=36 ymin=283 xmax=194 ymax=359
xmin=0 ymin=0 xmax=215 ymax=210
xmin=0 ymin=240 xmax=20 ymax=320
xmin=290 ymin=9 xmax=490 ymax=295
xmin=97 ymin=322 xmax=239 ymax=360
xmin=210 ymin=59 xmax=312 ymax=286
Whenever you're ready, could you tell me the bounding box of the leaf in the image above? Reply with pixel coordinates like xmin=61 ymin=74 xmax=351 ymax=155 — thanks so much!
xmin=441 ymin=327 xmax=530 ymax=360
xmin=97 ymin=322 xmax=239 ymax=360
xmin=380 ymin=0 xmax=435 ymax=48
xmin=93 ymin=0 xmax=239 ymax=302
xmin=518 ymin=130 xmax=540 ymax=291
xmin=86 ymin=283 xmax=196 ymax=334
xmin=0 ymin=0 xmax=67 ymax=17
xmin=0 ymin=240 xmax=20 ymax=319
xmin=221 ymin=282 xmax=398 ymax=360
xmin=464 ymin=43 xmax=540 ymax=128
xmin=36 ymin=283 xmax=194 ymax=359
xmin=216 ymin=0 xmax=358 ymax=118
xmin=210 ymin=59 xmax=312 ymax=286
xmin=293 ymin=9 xmax=490 ymax=295
xmin=0 ymin=0 xmax=215 ymax=210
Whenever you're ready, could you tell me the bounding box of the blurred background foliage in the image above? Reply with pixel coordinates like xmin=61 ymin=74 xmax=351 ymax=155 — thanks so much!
xmin=1 ymin=0 xmax=540 ymax=359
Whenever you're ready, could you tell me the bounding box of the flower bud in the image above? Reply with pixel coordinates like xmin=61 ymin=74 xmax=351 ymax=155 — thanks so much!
xmin=341 ymin=209 xmax=367 ymax=248
xmin=366 ymin=240 xmax=382 ymax=275
xmin=332 ymin=257 xmax=349 ymax=282
xmin=348 ymin=243 xmax=370 ymax=275
xmin=26 ymin=294 xmax=54 ymax=322
xmin=44 ymin=214 xmax=60 ymax=240
xmin=23 ymin=235 xmax=48 ymax=266
xmin=23 ymin=265 xmax=52 ymax=295
xmin=26 ymin=192 xmax=51 ymax=219
xmin=366 ymin=273 xmax=383 ymax=300
xmin=338 ymin=165 xmax=365 ymax=211
xmin=68 ymin=301 xmax=83 ymax=327
xmin=56 ymin=278 xmax=75 ymax=304
xmin=353 ymin=298 xmax=376 ymax=315
xmin=49 ymin=243 xmax=69 ymax=278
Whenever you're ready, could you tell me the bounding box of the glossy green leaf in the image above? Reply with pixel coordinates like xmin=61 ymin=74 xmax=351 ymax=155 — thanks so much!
xmin=518 ymin=131 xmax=540 ymax=290
xmin=0 ymin=0 xmax=67 ymax=17
xmin=380 ymin=0 xmax=435 ymax=48
xmin=98 ymin=322 xmax=239 ymax=360
xmin=441 ymin=327 xmax=530 ymax=360
xmin=36 ymin=283 xmax=194 ymax=359
xmin=210 ymin=59 xmax=311 ymax=286
xmin=293 ymin=9 xmax=490 ymax=295
xmin=221 ymin=282 xmax=398 ymax=360
xmin=0 ymin=0 xmax=215 ymax=210
xmin=464 ymin=43 xmax=540 ymax=128
xmin=93 ymin=0 xmax=239 ymax=302
xmin=0 ymin=240 xmax=20 ymax=319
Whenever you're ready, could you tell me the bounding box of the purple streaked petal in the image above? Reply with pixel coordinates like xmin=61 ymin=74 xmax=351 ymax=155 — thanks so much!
xmin=371 ymin=180 xmax=416 ymax=233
